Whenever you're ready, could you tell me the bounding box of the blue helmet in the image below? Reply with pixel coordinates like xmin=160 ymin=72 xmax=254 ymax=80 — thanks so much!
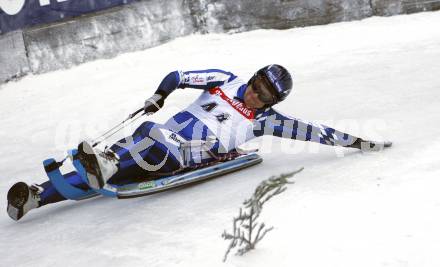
xmin=252 ymin=64 xmax=293 ymax=104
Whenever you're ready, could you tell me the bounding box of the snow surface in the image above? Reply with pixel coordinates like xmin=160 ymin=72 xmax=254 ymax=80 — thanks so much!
xmin=1 ymin=11 xmax=440 ymax=267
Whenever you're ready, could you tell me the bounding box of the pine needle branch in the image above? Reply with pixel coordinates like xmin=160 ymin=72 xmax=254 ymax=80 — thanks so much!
xmin=222 ymin=167 xmax=303 ymax=261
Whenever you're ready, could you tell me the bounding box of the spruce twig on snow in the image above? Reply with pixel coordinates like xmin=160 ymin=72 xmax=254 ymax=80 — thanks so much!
xmin=222 ymin=167 xmax=304 ymax=262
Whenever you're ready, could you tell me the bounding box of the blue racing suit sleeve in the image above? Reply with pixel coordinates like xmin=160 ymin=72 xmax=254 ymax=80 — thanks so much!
xmin=253 ymin=108 xmax=359 ymax=147
xmin=155 ymin=69 xmax=238 ymax=97
xmin=155 ymin=71 xmax=181 ymax=97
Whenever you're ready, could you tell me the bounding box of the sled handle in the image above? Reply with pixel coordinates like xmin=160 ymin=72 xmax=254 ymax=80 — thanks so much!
xmin=128 ymin=107 xmax=144 ymax=119
xmin=92 ymin=107 xmax=146 ymax=147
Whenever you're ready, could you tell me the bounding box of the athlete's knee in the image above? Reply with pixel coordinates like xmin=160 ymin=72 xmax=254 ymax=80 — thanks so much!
xmin=134 ymin=121 xmax=157 ymax=138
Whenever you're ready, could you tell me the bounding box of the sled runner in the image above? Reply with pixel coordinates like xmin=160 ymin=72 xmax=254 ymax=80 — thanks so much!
xmin=44 ymin=150 xmax=262 ymax=200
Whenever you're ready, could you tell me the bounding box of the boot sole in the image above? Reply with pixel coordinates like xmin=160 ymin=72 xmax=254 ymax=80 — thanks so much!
xmin=78 ymin=142 xmax=105 ymax=189
xmin=7 ymin=182 xmax=29 ymax=208
xmin=7 ymin=182 xmax=30 ymax=221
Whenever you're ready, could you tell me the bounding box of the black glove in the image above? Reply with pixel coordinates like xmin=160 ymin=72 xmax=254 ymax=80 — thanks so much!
xmin=143 ymin=93 xmax=165 ymax=114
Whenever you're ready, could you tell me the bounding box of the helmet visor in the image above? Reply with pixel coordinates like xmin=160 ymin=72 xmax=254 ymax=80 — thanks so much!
xmin=251 ymin=74 xmax=278 ymax=105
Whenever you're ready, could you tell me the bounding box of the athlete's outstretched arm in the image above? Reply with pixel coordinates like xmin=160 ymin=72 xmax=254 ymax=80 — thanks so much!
xmin=253 ymin=108 xmax=386 ymax=150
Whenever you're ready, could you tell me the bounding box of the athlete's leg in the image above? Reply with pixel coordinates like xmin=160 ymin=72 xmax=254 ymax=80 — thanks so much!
xmin=38 ymin=171 xmax=93 ymax=206
xmin=108 ymin=121 xmax=183 ymax=184
xmin=7 ymin=171 xmax=94 ymax=221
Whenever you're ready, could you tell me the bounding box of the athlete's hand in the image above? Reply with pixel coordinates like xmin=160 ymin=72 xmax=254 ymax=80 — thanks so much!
xmin=360 ymin=140 xmax=392 ymax=152
xmin=143 ymin=94 xmax=164 ymax=115
xmin=348 ymin=138 xmax=392 ymax=152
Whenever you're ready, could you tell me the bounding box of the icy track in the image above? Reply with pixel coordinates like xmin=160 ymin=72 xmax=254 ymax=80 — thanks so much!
xmin=1 ymin=11 xmax=440 ymax=267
